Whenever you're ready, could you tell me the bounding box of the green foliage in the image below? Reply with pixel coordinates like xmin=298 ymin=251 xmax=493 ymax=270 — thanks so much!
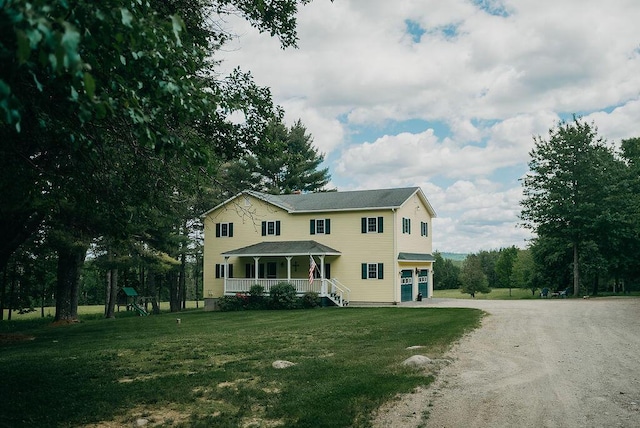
xmin=520 ymin=116 xmax=640 ymax=296
xmin=433 ymin=251 xmax=461 ymax=289
xmin=247 ymin=284 xmax=267 ymax=309
xmin=459 ymin=254 xmax=491 ymax=297
xmin=0 ymin=0 xmax=317 ymax=319
xmin=300 ymin=291 xmax=320 ymax=308
xmin=511 ymin=249 xmax=535 ymax=294
xmin=217 ymin=294 xmax=248 ymax=312
xmin=218 ymin=117 xmax=331 ymax=196
xmin=269 ymin=282 xmax=298 ymax=310
xmin=495 ymin=246 xmax=518 ymax=289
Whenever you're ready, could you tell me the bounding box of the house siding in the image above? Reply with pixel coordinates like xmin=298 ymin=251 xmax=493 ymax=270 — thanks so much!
xmin=203 ymin=190 xmax=434 ymax=304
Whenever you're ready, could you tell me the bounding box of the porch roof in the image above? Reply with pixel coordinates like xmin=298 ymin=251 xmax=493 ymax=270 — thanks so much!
xmin=222 ymin=240 xmax=341 ymax=257
xmin=397 ymin=252 xmax=436 ymax=262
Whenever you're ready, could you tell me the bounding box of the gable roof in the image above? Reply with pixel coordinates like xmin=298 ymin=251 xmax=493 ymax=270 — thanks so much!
xmin=204 ymin=187 xmax=436 ymax=217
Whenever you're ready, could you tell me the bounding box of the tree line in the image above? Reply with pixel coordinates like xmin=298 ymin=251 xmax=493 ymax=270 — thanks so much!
xmin=435 ymin=117 xmax=640 ymax=297
xmin=0 ymin=0 xmax=329 ymax=321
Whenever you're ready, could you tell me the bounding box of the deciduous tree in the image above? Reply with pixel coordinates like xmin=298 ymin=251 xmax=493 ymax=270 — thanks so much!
xmin=520 ymin=117 xmax=618 ymax=296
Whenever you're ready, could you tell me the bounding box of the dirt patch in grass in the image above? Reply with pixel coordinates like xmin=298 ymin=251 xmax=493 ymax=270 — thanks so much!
xmin=82 ymin=405 xmax=192 ymax=427
xmin=0 ymin=333 xmax=35 ymax=344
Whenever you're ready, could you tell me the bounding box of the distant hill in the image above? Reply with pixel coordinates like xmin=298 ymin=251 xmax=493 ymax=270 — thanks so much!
xmin=439 ymin=252 xmax=467 ymax=261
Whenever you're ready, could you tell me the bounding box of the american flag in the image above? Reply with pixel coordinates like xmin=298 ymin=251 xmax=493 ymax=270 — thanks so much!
xmin=309 ymin=255 xmax=317 ymax=286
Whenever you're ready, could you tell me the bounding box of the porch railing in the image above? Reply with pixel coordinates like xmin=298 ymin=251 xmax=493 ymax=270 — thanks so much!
xmin=225 ymin=278 xmax=322 ymax=296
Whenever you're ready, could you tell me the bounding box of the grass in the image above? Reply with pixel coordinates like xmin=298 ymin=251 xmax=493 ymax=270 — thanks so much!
xmin=2 ymin=300 xmax=206 ymax=320
xmin=433 ymin=288 xmax=537 ymax=299
xmin=0 ymin=306 xmax=482 ymax=428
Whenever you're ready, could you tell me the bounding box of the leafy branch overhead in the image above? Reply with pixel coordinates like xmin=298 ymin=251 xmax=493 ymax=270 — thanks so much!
xmin=0 ymin=0 xmax=320 ymax=319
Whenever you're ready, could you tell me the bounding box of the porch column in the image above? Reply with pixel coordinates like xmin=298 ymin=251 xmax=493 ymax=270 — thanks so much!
xmin=253 ymin=257 xmax=260 ymax=282
xmin=320 ymin=255 xmax=327 ymax=296
xmin=224 ymin=256 xmax=230 ymax=294
xmin=285 ymin=256 xmax=292 ymax=282
xmin=428 ymin=266 xmax=434 ymax=298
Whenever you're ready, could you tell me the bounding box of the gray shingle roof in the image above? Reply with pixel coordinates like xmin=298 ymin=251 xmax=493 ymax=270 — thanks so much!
xmin=398 ymin=252 xmax=435 ymax=262
xmin=247 ymin=187 xmax=425 ymax=212
xmin=222 ymin=240 xmax=341 ymax=256
xmin=203 ymin=187 xmax=436 ymax=217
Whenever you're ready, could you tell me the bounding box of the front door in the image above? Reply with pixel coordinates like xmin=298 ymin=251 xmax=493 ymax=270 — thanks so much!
xmin=267 ymin=262 xmax=277 ymax=279
xmin=401 ymin=270 xmax=413 ymax=302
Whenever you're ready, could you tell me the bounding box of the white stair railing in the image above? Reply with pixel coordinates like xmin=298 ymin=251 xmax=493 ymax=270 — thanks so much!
xmin=325 ymin=278 xmax=350 ymax=307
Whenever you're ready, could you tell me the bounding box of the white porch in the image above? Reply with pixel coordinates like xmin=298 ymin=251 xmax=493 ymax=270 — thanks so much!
xmin=221 ymin=240 xmax=349 ymax=306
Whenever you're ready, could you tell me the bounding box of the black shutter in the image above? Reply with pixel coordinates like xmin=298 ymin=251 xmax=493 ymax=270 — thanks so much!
xmin=245 ymin=264 xmax=252 ymax=278
xmin=276 ymin=220 xmax=281 ymax=235
xmin=378 ymin=217 xmax=384 ymax=233
xmin=215 ymin=223 xmax=221 ymax=237
xmin=325 ymin=264 xmax=331 ymax=279
xmin=310 ymin=219 xmax=316 ymax=235
xmin=325 ymin=219 xmax=331 ymax=234
xmin=378 ymin=263 xmax=384 ymax=279
xmin=408 ymin=219 xmax=411 ymax=234
xmin=229 ymin=223 xmax=233 ymax=237
xmin=259 ymin=264 xmax=265 ymax=278
xmin=261 ymin=221 xmax=266 ymax=236
xmin=228 ymin=264 xmax=233 ymax=278
xmin=215 ymin=264 xmax=220 ymax=278
xmin=361 ymin=217 xmax=367 ymax=233
xmin=361 ymin=263 xmax=368 ymax=279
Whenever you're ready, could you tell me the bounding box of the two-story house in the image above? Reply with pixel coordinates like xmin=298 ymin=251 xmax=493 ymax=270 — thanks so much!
xmin=202 ymin=187 xmax=436 ymax=308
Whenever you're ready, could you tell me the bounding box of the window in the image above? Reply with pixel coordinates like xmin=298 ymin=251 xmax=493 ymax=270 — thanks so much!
xmin=215 ymin=264 xmax=233 ymax=278
xmin=361 ymin=263 xmax=384 ymax=279
xmin=245 ymin=263 xmax=266 ymax=278
xmin=421 ymin=221 xmax=429 ymax=237
xmin=361 ymin=217 xmax=384 ymax=233
xmin=310 ymin=219 xmax=331 ymax=235
xmin=215 ymin=222 xmax=233 ymax=238
xmin=368 ymin=263 xmax=378 ymax=279
xmin=402 ymin=217 xmax=411 ymax=234
xmin=261 ymin=220 xmax=281 ymax=236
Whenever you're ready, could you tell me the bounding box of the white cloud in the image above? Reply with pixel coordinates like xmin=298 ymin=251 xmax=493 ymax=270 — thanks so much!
xmin=215 ymin=0 xmax=640 ymax=252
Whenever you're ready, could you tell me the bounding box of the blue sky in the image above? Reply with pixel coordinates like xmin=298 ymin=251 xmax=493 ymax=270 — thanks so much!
xmin=218 ymin=0 xmax=640 ymax=252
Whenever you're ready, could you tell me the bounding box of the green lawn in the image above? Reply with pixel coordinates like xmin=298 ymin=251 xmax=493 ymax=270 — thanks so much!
xmin=0 ymin=306 xmax=482 ymax=427
xmin=433 ymin=288 xmax=640 ymax=300
xmin=2 ymin=300 xmax=206 ymax=320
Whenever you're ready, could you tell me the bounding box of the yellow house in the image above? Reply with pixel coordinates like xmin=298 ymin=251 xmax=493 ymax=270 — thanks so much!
xmin=202 ymin=187 xmax=436 ymax=307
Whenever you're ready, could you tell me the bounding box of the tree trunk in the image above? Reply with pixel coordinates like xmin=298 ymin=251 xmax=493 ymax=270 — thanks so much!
xmin=147 ymin=271 xmax=160 ymax=315
xmin=169 ymin=271 xmax=180 ymax=312
xmin=104 ymin=267 xmax=118 ymax=318
xmin=0 ymin=266 xmax=6 ymax=321
xmin=180 ymin=250 xmax=186 ymax=310
xmin=572 ymin=241 xmax=580 ymax=297
xmin=54 ymin=242 xmax=88 ymax=321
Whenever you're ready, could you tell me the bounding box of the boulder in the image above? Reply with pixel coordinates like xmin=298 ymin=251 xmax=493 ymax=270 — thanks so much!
xmin=272 ymin=360 xmax=296 ymax=369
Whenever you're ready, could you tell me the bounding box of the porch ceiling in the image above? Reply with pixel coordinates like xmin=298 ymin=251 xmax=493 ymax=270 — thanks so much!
xmin=397 ymin=252 xmax=435 ymax=262
xmin=222 ymin=240 xmax=341 ymax=257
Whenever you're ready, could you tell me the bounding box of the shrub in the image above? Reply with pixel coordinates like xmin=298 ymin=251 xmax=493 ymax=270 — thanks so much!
xmin=301 ymin=291 xmax=320 ymax=309
xmin=248 ymin=284 xmax=267 ymax=310
xmin=217 ymin=295 xmax=247 ymax=311
xmin=269 ymin=282 xmax=298 ymax=310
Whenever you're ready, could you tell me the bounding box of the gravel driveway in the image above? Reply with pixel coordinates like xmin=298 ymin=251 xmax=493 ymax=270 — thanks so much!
xmin=373 ymin=297 xmax=640 ymax=428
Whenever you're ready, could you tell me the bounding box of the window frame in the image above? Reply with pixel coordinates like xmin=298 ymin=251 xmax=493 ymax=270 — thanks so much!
xmin=215 ymin=222 xmax=233 ymax=238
